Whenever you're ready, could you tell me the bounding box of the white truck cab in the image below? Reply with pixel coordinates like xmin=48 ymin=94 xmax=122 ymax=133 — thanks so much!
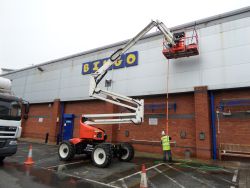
xmin=0 ymin=77 xmax=29 ymax=162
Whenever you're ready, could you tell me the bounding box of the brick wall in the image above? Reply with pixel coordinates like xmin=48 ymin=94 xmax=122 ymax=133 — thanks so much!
xmin=65 ymin=93 xmax=196 ymax=158
xmin=114 ymin=93 xmax=196 ymax=158
xmin=22 ymin=101 xmax=56 ymax=141
xmin=213 ymin=88 xmax=250 ymax=155
xmin=194 ymin=86 xmax=212 ymax=159
xmin=21 ymin=87 xmax=250 ymax=159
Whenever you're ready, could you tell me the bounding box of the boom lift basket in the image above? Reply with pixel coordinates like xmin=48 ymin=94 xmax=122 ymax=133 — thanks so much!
xmin=162 ymin=30 xmax=199 ymax=59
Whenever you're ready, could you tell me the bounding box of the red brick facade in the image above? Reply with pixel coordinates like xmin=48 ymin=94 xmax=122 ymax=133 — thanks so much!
xmin=21 ymin=87 xmax=250 ymax=160
xmin=22 ymin=99 xmax=61 ymax=142
xmin=194 ymin=86 xmax=212 ymax=159
xmin=213 ymin=88 xmax=250 ymax=151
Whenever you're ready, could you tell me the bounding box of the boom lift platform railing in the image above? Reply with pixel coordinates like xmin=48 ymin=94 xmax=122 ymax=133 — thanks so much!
xmin=162 ymin=30 xmax=199 ymax=59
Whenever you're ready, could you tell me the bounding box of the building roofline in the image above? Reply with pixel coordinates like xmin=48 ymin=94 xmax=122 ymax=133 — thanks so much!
xmin=171 ymin=6 xmax=250 ymax=31
xmin=2 ymin=6 xmax=249 ymax=76
xmin=1 ymin=68 xmax=16 ymax=72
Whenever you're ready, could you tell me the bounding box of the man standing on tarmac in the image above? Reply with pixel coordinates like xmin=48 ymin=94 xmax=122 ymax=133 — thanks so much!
xmin=161 ymin=131 xmax=172 ymax=162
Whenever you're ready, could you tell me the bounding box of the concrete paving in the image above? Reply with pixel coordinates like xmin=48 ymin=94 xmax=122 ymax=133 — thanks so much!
xmin=0 ymin=141 xmax=245 ymax=188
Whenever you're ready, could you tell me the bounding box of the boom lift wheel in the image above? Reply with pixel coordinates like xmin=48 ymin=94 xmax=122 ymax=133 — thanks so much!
xmin=118 ymin=142 xmax=134 ymax=162
xmin=58 ymin=141 xmax=75 ymax=161
xmin=92 ymin=143 xmax=113 ymax=168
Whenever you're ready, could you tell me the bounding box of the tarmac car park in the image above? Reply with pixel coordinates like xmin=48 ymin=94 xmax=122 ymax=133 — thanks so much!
xmin=0 ymin=141 xmax=244 ymax=188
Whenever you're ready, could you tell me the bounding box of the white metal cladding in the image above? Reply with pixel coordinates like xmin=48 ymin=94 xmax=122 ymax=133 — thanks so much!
xmin=3 ymin=14 xmax=250 ymax=103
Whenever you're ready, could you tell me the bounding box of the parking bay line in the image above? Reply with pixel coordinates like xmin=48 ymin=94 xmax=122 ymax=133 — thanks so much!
xmin=113 ymin=172 xmax=156 ymax=188
xmin=108 ymin=163 xmax=164 ymax=185
xmin=121 ymin=179 xmax=128 ymax=188
xmin=163 ymin=163 xmax=215 ymax=188
xmin=232 ymin=170 xmax=238 ymax=183
xmin=34 ymin=156 xmax=62 ymax=164
xmin=154 ymin=167 xmax=185 ymax=188
xmin=175 ymin=163 xmax=237 ymax=186
xmin=45 ymin=160 xmax=89 ymax=169
xmin=40 ymin=166 xmax=120 ymax=188
xmin=69 ymin=173 xmax=121 ymax=188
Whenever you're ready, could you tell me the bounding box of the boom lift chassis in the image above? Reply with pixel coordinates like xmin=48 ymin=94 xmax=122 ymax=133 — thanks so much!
xmin=58 ymin=20 xmax=177 ymax=167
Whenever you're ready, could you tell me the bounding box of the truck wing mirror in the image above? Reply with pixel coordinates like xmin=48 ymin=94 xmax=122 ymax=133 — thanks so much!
xmin=24 ymin=103 xmax=29 ymax=114
xmin=22 ymin=101 xmax=29 ymax=119
xmin=22 ymin=100 xmax=30 ymax=114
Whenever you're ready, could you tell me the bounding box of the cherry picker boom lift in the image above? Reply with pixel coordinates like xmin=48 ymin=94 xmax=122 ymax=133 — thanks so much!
xmin=58 ymin=20 xmax=199 ymax=168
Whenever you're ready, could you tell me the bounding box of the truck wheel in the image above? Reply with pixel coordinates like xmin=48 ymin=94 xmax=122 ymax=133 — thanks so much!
xmin=118 ymin=143 xmax=134 ymax=162
xmin=0 ymin=157 xmax=5 ymax=162
xmin=91 ymin=144 xmax=112 ymax=168
xmin=58 ymin=141 xmax=75 ymax=161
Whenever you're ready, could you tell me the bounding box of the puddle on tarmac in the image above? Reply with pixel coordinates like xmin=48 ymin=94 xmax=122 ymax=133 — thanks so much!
xmin=0 ymin=162 xmax=105 ymax=188
xmin=49 ymin=160 xmax=91 ymax=172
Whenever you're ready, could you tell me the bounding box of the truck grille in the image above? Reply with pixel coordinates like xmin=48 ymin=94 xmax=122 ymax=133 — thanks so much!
xmin=0 ymin=133 xmax=15 ymax=136
xmin=0 ymin=126 xmax=17 ymax=132
xmin=0 ymin=126 xmax=17 ymax=138
xmin=0 ymin=140 xmax=6 ymax=148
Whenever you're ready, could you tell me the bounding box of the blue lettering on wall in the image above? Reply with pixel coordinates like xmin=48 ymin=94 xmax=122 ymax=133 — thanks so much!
xmin=82 ymin=51 xmax=138 ymax=75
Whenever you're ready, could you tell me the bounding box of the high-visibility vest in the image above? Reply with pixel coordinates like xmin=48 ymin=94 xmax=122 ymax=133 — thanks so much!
xmin=161 ymin=135 xmax=170 ymax=151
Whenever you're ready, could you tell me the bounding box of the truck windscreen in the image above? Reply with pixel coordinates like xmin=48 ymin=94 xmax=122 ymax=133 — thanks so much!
xmin=0 ymin=99 xmax=21 ymax=121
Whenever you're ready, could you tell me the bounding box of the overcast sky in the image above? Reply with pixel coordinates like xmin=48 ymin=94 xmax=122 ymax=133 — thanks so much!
xmin=0 ymin=0 xmax=249 ymax=70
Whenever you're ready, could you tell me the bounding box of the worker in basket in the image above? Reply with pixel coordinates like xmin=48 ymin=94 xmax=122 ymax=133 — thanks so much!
xmin=161 ymin=131 xmax=172 ymax=162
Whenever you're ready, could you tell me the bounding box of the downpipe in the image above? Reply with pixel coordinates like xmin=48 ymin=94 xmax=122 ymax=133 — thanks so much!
xmin=209 ymin=91 xmax=217 ymax=160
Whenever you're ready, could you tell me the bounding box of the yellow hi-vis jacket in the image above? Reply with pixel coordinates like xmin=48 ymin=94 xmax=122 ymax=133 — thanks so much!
xmin=161 ymin=135 xmax=170 ymax=151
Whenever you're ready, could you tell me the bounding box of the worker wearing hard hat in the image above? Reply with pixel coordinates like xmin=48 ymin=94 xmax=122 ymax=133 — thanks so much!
xmin=161 ymin=131 xmax=172 ymax=162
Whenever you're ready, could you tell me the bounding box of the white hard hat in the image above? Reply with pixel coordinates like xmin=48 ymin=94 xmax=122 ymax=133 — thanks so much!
xmin=161 ymin=131 xmax=165 ymax=136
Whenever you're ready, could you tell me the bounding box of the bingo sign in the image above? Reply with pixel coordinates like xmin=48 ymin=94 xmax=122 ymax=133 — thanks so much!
xmin=82 ymin=51 xmax=138 ymax=75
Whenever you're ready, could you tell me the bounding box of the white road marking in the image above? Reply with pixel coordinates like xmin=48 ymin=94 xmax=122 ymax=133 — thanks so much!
xmin=39 ymin=166 xmax=120 ymax=188
xmin=230 ymin=186 xmax=235 ymax=188
xmin=154 ymin=167 xmax=185 ymax=188
xmin=232 ymin=170 xmax=238 ymax=182
xmin=35 ymin=157 xmax=59 ymax=164
xmin=218 ymin=168 xmax=234 ymax=174
xmin=17 ymin=142 xmax=117 ymax=188
xmin=163 ymin=163 xmax=215 ymax=188
xmin=45 ymin=160 xmax=88 ymax=169
xmin=121 ymin=179 xmax=128 ymax=188
xmin=176 ymin=163 xmax=237 ymax=185
xmin=108 ymin=163 xmax=164 ymax=185
xmin=62 ymin=171 xmax=120 ymax=188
